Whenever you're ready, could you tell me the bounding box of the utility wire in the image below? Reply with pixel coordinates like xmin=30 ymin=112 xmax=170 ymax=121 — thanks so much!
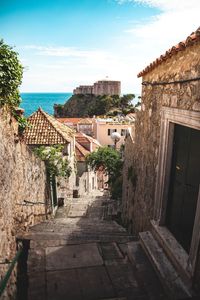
xmin=142 ymin=76 xmax=200 ymax=86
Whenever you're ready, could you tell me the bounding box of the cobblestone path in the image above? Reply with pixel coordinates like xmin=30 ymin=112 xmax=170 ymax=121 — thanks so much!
xmin=18 ymin=192 xmax=167 ymax=300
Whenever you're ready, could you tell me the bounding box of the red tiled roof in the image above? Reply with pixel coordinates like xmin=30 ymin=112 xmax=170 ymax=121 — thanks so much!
xmin=75 ymin=132 xmax=101 ymax=150
xmin=24 ymin=108 xmax=74 ymax=145
xmin=56 ymin=118 xmax=93 ymax=125
xmin=75 ymin=132 xmax=101 ymax=161
xmin=56 ymin=118 xmax=82 ymax=125
xmin=75 ymin=141 xmax=90 ymax=162
xmin=78 ymin=118 xmax=93 ymax=125
xmin=138 ymin=27 xmax=200 ymax=77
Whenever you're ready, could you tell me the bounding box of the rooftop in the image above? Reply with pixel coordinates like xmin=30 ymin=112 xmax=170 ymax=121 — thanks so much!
xmin=138 ymin=27 xmax=200 ymax=77
xmin=24 ymin=108 xmax=74 ymax=145
xmin=56 ymin=118 xmax=93 ymax=125
xmin=75 ymin=132 xmax=101 ymax=161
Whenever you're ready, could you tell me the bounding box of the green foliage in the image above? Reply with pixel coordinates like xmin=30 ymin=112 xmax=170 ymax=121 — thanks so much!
xmin=34 ymin=145 xmax=72 ymax=178
xmin=119 ymin=94 xmax=135 ymax=108
xmin=57 ymin=93 xmax=137 ymax=118
xmin=54 ymin=104 xmax=64 ymax=115
xmin=86 ymin=146 xmax=123 ymax=199
xmin=12 ymin=111 xmax=31 ymax=134
xmin=0 ymin=39 xmax=23 ymax=108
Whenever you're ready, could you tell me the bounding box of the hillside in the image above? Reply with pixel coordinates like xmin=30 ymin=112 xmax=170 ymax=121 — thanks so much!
xmin=54 ymin=94 xmax=136 ymax=117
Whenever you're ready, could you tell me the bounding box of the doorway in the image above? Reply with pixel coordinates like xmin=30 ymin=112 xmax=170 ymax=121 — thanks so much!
xmin=166 ymin=124 xmax=200 ymax=253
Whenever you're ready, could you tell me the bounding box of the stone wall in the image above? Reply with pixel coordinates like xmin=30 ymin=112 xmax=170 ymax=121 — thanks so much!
xmin=122 ymin=42 xmax=200 ymax=234
xmin=0 ymin=108 xmax=50 ymax=299
xmin=76 ymin=162 xmax=98 ymax=196
xmin=121 ymin=134 xmax=136 ymax=233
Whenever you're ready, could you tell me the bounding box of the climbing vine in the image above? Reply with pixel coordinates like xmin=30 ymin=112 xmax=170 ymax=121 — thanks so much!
xmin=34 ymin=145 xmax=72 ymax=178
xmin=0 ymin=39 xmax=23 ymax=108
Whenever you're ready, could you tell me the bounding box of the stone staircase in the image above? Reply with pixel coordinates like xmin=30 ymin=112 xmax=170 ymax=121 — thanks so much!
xmin=139 ymin=221 xmax=194 ymax=300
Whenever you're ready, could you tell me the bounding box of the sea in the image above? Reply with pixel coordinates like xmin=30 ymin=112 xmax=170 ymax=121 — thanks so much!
xmin=20 ymin=93 xmax=72 ymax=117
xmin=20 ymin=92 xmax=140 ymax=117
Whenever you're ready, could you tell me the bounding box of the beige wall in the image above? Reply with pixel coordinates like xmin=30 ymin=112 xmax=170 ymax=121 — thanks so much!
xmin=94 ymin=121 xmax=133 ymax=149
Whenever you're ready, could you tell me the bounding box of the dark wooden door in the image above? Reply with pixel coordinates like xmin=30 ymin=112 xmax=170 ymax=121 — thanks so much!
xmin=166 ymin=124 xmax=200 ymax=252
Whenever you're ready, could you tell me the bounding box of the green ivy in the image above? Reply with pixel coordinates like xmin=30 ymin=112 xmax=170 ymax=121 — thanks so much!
xmin=12 ymin=111 xmax=31 ymax=134
xmin=0 ymin=39 xmax=23 ymax=108
xmin=34 ymin=145 xmax=72 ymax=178
xmin=86 ymin=146 xmax=123 ymax=199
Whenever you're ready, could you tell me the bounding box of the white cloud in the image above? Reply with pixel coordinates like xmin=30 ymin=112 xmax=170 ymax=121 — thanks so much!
xmin=20 ymin=0 xmax=200 ymax=93
xmin=116 ymin=0 xmax=200 ymax=11
xmin=120 ymin=0 xmax=199 ymax=76
xmin=23 ymin=45 xmax=110 ymax=60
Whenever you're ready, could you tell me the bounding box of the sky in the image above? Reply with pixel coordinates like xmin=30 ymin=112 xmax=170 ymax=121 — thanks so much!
xmin=0 ymin=0 xmax=199 ymax=94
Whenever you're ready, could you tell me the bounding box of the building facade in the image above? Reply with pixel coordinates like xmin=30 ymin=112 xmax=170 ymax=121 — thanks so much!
xmin=24 ymin=108 xmax=76 ymax=207
xmin=73 ymin=80 xmax=121 ymax=96
xmin=94 ymin=118 xmax=134 ymax=150
xmin=122 ymin=27 xmax=200 ymax=293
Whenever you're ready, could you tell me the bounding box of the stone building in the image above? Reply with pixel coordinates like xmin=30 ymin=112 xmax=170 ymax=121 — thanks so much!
xmin=122 ymin=27 xmax=200 ymax=295
xmin=24 ymin=107 xmax=76 ymax=207
xmin=75 ymin=132 xmax=103 ymax=196
xmin=93 ymin=80 xmax=121 ymax=96
xmin=0 ymin=107 xmax=50 ymax=299
xmin=73 ymin=80 xmax=121 ymax=96
xmin=73 ymin=85 xmax=93 ymax=95
xmin=94 ymin=117 xmax=134 ymax=150
xmin=57 ymin=117 xmax=94 ymax=137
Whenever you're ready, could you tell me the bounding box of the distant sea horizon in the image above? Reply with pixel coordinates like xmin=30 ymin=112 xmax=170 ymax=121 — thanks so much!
xmin=20 ymin=92 xmax=140 ymax=117
xmin=20 ymin=92 xmax=72 ymax=116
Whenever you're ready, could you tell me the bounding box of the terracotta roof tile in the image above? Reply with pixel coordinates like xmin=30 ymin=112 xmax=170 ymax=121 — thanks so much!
xmin=56 ymin=117 xmax=93 ymax=125
xmin=78 ymin=118 xmax=93 ymax=125
xmin=56 ymin=118 xmax=82 ymax=125
xmin=75 ymin=141 xmax=90 ymax=162
xmin=24 ymin=108 xmax=74 ymax=145
xmin=138 ymin=27 xmax=200 ymax=77
xmin=75 ymin=132 xmax=101 ymax=161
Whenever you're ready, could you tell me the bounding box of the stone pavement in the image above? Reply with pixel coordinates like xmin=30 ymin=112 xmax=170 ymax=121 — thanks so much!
xmin=18 ymin=192 xmax=168 ymax=300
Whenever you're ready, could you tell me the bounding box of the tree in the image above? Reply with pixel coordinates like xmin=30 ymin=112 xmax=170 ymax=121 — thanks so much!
xmin=0 ymin=39 xmax=23 ymax=107
xmin=86 ymin=146 xmax=123 ymax=199
xmin=119 ymin=94 xmax=135 ymax=109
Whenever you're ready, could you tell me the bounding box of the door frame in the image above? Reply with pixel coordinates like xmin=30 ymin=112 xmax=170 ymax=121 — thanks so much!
xmin=154 ymin=107 xmax=200 ymax=275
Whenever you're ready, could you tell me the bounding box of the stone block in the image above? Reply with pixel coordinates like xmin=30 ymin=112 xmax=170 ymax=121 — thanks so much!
xmin=46 ymin=243 xmax=103 ymax=270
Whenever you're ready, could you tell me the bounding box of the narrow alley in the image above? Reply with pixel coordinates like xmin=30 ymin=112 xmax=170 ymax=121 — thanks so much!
xmin=17 ymin=192 xmax=167 ymax=300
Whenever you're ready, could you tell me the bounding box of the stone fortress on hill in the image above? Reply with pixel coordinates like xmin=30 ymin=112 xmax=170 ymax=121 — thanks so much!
xmin=73 ymin=79 xmax=121 ymax=96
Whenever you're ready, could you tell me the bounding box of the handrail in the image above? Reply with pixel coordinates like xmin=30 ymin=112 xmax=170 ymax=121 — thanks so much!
xmin=0 ymin=243 xmax=23 ymax=297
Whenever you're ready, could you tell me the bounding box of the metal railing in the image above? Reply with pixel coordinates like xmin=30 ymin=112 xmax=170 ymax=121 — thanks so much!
xmin=0 ymin=243 xmax=23 ymax=298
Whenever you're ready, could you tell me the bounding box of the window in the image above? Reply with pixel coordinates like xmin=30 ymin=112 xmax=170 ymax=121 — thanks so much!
xmin=121 ymin=129 xmax=127 ymax=136
xmin=108 ymin=129 xmax=117 ymax=136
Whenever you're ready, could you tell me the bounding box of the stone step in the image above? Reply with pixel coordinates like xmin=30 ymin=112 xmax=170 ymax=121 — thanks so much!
xmin=150 ymin=221 xmax=191 ymax=288
xmin=127 ymin=241 xmax=167 ymax=300
xmin=139 ymin=231 xmax=193 ymax=300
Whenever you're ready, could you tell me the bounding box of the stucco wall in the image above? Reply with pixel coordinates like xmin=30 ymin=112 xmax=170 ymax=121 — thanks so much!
xmin=76 ymin=162 xmax=98 ymax=196
xmin=0 ymin=108 xmax=50 ymax=299
xmin=95 ymin=122 xmax=133 ymax=149
xmin=122 ymin=42 xmax=200 ymax=234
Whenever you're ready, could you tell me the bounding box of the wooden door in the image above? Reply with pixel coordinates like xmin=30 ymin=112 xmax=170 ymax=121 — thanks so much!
xmin=166 ymin=124 xmax=200 ymax=252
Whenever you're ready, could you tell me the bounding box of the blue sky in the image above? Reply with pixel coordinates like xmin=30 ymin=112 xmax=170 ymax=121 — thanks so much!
xmin=0 ymin=0 xmax=199 ymax=93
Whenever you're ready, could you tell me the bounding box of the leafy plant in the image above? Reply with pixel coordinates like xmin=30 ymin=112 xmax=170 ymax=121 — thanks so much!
xmin=34 ymin=145 xmax=72 ymax=178
xmin=12 ymin=111 xmax=31 ymax=134
xmin=0 ymin=39 xmax=23 ymax=108
xmin=86 ymin=146 xmax=123 ymax=199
